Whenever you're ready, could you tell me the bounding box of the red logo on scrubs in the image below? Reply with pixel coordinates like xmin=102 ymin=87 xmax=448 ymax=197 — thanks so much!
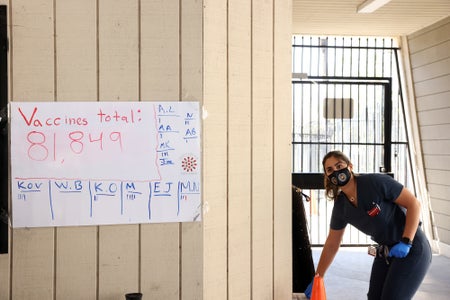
xmin=368 ymin=203 xmax=381 ymax=217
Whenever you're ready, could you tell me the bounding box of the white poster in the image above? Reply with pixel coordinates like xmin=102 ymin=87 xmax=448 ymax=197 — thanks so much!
xmin=10 ymin=101 xmax=201 ymax=227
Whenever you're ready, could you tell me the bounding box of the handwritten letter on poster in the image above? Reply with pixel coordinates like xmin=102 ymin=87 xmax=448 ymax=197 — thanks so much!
xmin=11 ymin=101 xmax=201 ymax=228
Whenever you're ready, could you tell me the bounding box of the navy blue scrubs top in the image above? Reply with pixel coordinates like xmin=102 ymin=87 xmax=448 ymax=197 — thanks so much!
xmin=330 ymin=173 xmax=406 ymax=246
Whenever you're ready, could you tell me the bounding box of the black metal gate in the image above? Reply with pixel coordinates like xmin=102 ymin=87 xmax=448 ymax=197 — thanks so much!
xmin=292 ymin=36 xmax=413 ymax=245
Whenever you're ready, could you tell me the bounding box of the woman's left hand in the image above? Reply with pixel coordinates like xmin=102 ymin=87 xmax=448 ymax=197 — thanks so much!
xmin=388 ymin=241 xmax=412 ymax=258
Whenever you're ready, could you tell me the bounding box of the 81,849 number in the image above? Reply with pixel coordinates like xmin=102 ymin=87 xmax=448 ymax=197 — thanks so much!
xmin=26 ymin=130 xmax=123 ymax=161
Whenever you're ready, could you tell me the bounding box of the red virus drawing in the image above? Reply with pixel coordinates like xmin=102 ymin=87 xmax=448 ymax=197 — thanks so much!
xmin=181 ymin=156 xmax=197 ymax=172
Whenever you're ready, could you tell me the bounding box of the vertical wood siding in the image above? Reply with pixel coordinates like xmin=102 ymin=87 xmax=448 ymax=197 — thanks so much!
xmin=203 ymin=0 xmax=228 ymax=298
xmin=140 ymin=1 xmax=181 ymax=299
xmin=408 ymin=16 xmax=450 ymax=246
xmin=1 ymin=0 xmax=292 ymax=299
xmin=97 ymin=2 xmax=140 ymax=299
xmin=203 ymin=0 xmax=292 ymax=299
xmin=180 ymin=0 xmax=204 ymax=299
xmin=228 ymin=0 xmax=252 ymax=298
xmin=273 ymin=1 xmax=293 ymax=299
xmin=11 ymin=1 xmax=55 ymax=299
xmin=251 ymin=0 xmax=274 ymax=298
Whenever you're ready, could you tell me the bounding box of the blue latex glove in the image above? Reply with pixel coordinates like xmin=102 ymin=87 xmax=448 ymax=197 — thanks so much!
xmin=304 ymin=280 xmax=313 ymax=298
xmin=388 ymin=241 xmax=412 ymax=258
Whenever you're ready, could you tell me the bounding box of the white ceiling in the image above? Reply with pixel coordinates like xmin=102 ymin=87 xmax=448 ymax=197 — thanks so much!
xmin=292 ymin=0 xmax=450 ymax=36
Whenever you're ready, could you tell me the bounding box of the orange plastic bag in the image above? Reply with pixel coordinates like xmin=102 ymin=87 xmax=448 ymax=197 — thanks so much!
xmin=311 ymin=274 xmax=326 ymax=300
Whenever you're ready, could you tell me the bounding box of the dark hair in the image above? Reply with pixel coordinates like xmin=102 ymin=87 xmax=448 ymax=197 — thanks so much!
xmin=322 ymin=150 xmax=352 ymax=200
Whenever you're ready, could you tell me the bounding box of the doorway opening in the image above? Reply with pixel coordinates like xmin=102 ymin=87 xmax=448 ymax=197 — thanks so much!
xmin=291 ymin=36 xmax=413 ymax=246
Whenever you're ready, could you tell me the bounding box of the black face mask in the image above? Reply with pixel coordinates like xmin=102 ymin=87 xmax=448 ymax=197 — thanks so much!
xmin=328 ymin=168 xmax=351 ymax=186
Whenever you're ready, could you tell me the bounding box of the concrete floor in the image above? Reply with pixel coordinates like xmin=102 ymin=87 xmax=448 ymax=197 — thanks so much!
xmin=302 ymin=247 xmax=450 ymax=300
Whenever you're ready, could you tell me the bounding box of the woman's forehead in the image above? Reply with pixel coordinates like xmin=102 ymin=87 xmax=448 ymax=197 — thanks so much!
xmin=324 ymin=156 xmax=344 ymax=168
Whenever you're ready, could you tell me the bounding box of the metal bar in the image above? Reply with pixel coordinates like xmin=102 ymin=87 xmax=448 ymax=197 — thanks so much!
xmin=384 ymin=83 xmax=393 ymax=172
xmin=292 ymin=141 xmax=408 ymax=146
xmin=293 ymin=76 xmax=392 ymax=82
xmin=292 ymin=44 xmax=400 ymax=51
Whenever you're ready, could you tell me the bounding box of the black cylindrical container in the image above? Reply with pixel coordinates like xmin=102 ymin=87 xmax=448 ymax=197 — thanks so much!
xmin=125 ymin=292 xmax=143 ymax=300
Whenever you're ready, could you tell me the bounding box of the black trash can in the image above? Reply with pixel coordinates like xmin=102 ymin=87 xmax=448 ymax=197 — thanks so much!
xmin=125 ymin=292 xmax=142 ymax=300
xmin=292 ymin=185 xmax=315 ymax=293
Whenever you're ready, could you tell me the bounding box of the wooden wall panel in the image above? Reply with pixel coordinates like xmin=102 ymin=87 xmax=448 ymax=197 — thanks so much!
xmin=12 ymin=229 xmax=54 ymax=299
xmin=424 ymin=154 xmax=450 ymax=170
xmin=3 ymin=0 xmax=296 ymax=298
xmin=416 ymin=91 xmax=450 ymax=111
xmin=11 ymin=1 xmax=55 ymax=299
xmin=98 ymin=0 xmax=139 ymax=102
xmin=273 ymin=0 xmax=293 ymax=299
xmin=429 ymin=196 xmax=450 ymax=211
xmin=54 ymin=1 xmax=97 ymax=299
xmin=418 ymin=107 xmax=450 ymax=126
xmin=426 ymin=169 xmax=449 ymax=186
xmin=428 ymin=183 xmax=450 ymax=200
xmin=55 ymin=227 xmax=97 ymax=300
xmin=99 ymin=225 xmax=139 ymax=298
xmin=420 ymin=124 xmax=450 ymax=140
xmin=414 ymin=74 xmax=450 ymax=97
xmin=407 ymin=21 xmax=450 ymax=53
xmin=140 ymin=1 xmax=181 ymax=299
xmin=0 ymin=252 xmax=8 ymax=299
xmin=140 ymin=224 xmax=180 ymax=299
xmin=181 ymin=222 xmax=202 ymax=300
xmin=409 ymin=40 xmax=450 ymax=68
xmin=180 ymin=0 xmax=203 ymax=299
xmin=412 ymin=57 xmax=450 ymax=82
xmin=181 ymin=0 xmax=203 ymax=101
xmin=436 ymin=227 xmax=450 ymax=245
xmin=55 ymin=0 xmax=97 ymax=102
xmin=141 ymin=0 xmax=179 ymax=101
xmin=434 ymin=214 xmax=450 ymax=232
xmin=228 ymin=0 xmax=252 ymax=299
xmin=408 ymin=16 xmax=450 ymax=246
xmin=203 ymin=0 xmax=228 ymax=299
xmin=422 ymin=140 xmax=450 ymax=155
xmin=0 ymin=1 xmax=9 ymax=298
xmin=97 ymin=1 xmax=140 ymax=298
xmin=11 ymin=0 xmax=54 ymax=101
xmin=251 ymin=0 xmax=274 ymax=298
